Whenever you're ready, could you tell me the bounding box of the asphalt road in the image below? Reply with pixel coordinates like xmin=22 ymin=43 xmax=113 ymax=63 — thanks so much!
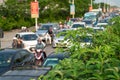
xmin=0 ymin=29 xmax=54 ymax=56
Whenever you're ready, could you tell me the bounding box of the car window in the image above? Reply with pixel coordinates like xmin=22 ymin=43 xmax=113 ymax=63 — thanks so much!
xmin=22 ymin=34 xmax=38 ymax=41
xmin=13 ymin=53 xmax=22 ymax=64
xmin=19 ymin=50 xmax=30 ymax=60
xmin=39 ymin=25 xmax=52 ymax=30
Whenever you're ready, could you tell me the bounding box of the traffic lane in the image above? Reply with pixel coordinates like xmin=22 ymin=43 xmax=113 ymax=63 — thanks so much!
xmin=44 ymin=44 xmax=55 ymax=56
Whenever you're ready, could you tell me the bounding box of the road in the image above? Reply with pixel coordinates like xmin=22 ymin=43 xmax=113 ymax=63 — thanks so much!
xmin=0 ymin=29 xmax=55 ymax=56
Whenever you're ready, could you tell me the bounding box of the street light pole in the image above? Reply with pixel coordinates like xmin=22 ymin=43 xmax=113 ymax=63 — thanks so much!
xmin=35 ymin=0 xmax=38 ymax=31
xmin=72 ymin=0 xmax=74 ymax=18
xmin=91 ymin=0 xmax=92 ymax=7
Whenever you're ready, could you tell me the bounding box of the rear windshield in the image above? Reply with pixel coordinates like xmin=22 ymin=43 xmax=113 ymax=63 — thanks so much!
xmin=22 ymin=34 xmax=38 ymax=41
xmin=39 ymin=25 xmax=52 ymax=30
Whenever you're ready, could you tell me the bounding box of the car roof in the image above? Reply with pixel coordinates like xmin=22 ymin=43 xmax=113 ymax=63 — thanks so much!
xmin=0 ymin=48 xmax=26 ymax=55
xmin=73 ymin=22 xmax=85 ymax=24
xmin=16 ymin=32 xmax=36 ymax=35
xmin=0 ymin=67 xmax=51 ymax=80
xmin=41 ymin=23 xmax=58 ymax=25
xmin=47 ymin=52 xmax=70 ymax=60
xmin=97 ymin=23 xmax=108 ymax=25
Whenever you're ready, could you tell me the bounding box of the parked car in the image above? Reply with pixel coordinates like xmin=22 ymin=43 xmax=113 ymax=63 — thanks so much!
xmin=0 ymin=66 xmax=51 ymax=80
xmin=41 ymin=51 xmax=70 ymax=68
xmin=0 ymin=48 xmax=35 ymax=75
xmin=13 ymin=32 xmax=39 ymax=50
xmin=52 ymin=28 xmax=72 ymax=48
xmin=71 ymin=22 xmax=86 ymax=30
xmin=35 ymin=23 xmax=60 ymax=41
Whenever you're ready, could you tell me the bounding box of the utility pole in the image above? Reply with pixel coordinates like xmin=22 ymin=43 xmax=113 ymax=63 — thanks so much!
xmin=35 ymin=0 xmax=38 ymax=31
xmin=72 ymin=0 xmax=74 ymax=18
xmin=70 ymin=0 xmax=75 ymax=18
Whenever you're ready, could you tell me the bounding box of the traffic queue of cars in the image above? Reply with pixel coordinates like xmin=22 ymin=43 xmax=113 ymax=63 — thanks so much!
xmin=0 ymin=9 xmax=119 ymax=79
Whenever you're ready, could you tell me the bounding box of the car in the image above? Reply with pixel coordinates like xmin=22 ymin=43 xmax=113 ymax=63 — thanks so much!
xmin=71 ymin=22 xmax=86 ymax=30
xmin=0 ymin=48 xmax=35 ymax=75
xmin=13 ymin=32 xmax=39 ymax=50
xmin=52 ymin=28 xmax=72 ymax=48
xmin=75 ymin=34 xmax=93 ymax=48
xmin=41 ymin=52 xmax=70 ymax=68
xmin=0 ymin=66 xmax=51 ymax=80
xmin=82 ymin=19 xmax=94 ymax=27
xmin=35 ymin=23 xmax=60 ymax=41
xmin=93 ymin=27 xmax=105 ymax=32
xmin=96 ymin=22 xmax=108 ymax=28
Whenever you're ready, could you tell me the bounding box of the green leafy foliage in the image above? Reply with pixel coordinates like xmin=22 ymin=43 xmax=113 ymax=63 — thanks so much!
xmin=0 ymin=0 xmax=92 ymax=30
xmin=40 ymin=17 xmax=120 ymax=79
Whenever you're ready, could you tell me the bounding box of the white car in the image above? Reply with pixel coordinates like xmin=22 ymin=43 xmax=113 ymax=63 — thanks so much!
xmin=13 ymin=32 xmax=39 ymax=51
xmin=96 ymin=22 xmax=108 ymax=28
xmin=52 ymin=29 xmax=72 ymax=48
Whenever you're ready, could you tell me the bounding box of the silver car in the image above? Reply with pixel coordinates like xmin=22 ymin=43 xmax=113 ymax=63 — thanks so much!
xmin=35 ymin=23 xmax=60 ymax=41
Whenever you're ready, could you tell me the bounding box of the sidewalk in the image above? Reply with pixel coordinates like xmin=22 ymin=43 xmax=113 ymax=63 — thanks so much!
xmin=0 ymin=27 xmax=35 ymax=48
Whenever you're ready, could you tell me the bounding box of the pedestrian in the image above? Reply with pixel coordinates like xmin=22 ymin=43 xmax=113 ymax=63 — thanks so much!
xmin=12 ymin=37 xmax=18 ymax=48
xmin=59 ymin=21 xmax=63 ymax=29
xmin=16 ymin=37 xmax=24 ymax=48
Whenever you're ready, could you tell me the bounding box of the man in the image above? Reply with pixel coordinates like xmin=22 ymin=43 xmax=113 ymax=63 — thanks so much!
xmin=44 ymin=27 xmax=54 ymax=44
xmin=36 ymin=38 xmax=46 ymax=50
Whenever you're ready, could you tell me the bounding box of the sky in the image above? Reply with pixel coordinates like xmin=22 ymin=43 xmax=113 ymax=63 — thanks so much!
xmin=94 ymin=0 xmax=120 ymax=7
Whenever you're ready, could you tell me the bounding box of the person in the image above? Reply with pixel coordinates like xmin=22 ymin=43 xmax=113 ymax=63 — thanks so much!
xmin=34 ymin=50 xmax=42 ymax=66
xmin=44 ymin=27 xmax=54 ymax=44
xmin=35 ymin=38 xmax=46 ymax=50
xmin=16 ymin=37 xmax=24 ymax=48
xmin=12 ymin=37 xmax=18 ymax=48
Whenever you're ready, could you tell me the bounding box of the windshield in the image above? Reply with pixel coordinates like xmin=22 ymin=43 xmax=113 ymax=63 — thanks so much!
xmin=0 ymin=53 xmax=13 ymax=67
xmin=43 ymin=58 xmax=59 ymax=67
xmin=72 ymin=24 xmax=85 ymax=28
xmin=38 ymin=25 xmax=52 ymax=30
xmin=82 ymin=20 xmax=93 ymax=24
xmin=22 ymin=34 xmax=38 ymax=41
xmin=84 ymin=15 xmax=96 ymax=20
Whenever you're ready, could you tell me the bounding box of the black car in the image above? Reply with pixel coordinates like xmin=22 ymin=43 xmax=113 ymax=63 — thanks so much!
xmin=41 ymin=52 xmax=70 ymax=68
xmin=0 ymin=48 xmax=35 ymax=75
xmin=0 ymin=66 xmax=51 ymax=80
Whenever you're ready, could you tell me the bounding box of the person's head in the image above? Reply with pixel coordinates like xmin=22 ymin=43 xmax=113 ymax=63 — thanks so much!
xmin=37 ymin=38 xmax=42 ymax=43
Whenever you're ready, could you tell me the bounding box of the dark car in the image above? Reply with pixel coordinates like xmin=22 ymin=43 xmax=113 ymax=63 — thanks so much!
xmin=0 ymin=48 xmax=35 ymax=75
xmin=41 ymin=52 xmax=70 ymax=68
xmin=0 ymin=66 xmax=51 ymax=80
